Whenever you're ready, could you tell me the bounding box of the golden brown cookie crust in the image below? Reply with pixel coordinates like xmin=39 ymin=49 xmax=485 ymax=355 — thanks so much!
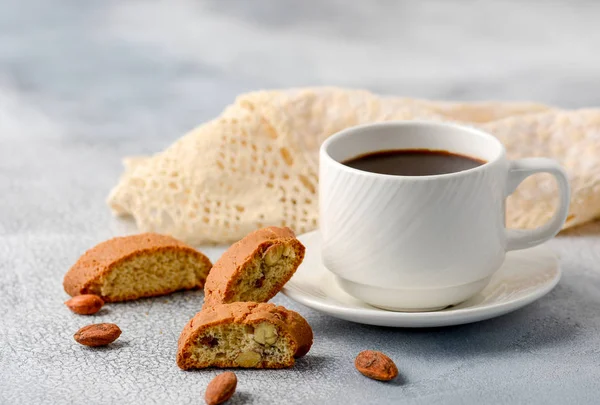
xmin=203 ymin=226 xmax=305 ymax=307
xmin=63 ymin=233 xmax=213 ymax=302
xmin=176 ymin=302 xmax=313 ymax=370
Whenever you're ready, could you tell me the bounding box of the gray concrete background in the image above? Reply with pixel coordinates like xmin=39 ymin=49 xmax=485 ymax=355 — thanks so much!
xmin=1 ymin=1 xmax=599 ymax=404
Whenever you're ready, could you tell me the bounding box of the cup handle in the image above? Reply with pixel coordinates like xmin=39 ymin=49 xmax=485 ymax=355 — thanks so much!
xmin=505 ymin=158 xmax=571 ymax=251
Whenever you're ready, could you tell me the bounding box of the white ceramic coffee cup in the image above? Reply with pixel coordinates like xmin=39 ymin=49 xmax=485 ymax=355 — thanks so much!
xmin=319 ymin=121 xmax=570 ymax=311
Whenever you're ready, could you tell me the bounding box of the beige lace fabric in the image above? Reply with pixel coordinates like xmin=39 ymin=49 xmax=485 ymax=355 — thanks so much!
xmin=107 ymin=88 xmax=600 ymax=244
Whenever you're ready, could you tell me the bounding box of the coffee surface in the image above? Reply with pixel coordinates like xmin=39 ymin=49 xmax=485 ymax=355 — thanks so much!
xmin=342 ymin=149 xmax=485 ymax=176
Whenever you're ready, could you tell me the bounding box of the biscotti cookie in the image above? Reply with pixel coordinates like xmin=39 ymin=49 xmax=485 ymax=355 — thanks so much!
xmin=203 ymin=227 xmax=305 ymax=307
xmin=63 ymin=233 xmax=212 ymax=302
xmin=177 ymin=302 xmax=313 ymax=369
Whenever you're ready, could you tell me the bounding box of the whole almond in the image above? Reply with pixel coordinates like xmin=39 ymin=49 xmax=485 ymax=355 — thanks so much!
xmin=205 ymin=371 xmax=237 ymax=405
xmin=74 ymin=323 xmax=121 ymax=347
xmin=65 ymin=294 xmax=104 ymax=315
xmin=355 ymin=350 xmax=398 ymax=381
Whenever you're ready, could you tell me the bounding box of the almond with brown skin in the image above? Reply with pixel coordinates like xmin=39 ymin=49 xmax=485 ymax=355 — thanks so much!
xmin=355 ymin=350 xmax=398 ymax=381
xmin=65 ymin=294 xmax=104 ymax=315
xmin=205 ymin=371 xmax=237 ymax=405
xmin=74 ymin=323 xmax=121 ymax=347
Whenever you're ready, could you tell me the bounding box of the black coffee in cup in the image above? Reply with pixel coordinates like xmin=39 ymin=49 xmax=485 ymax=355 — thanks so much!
xmin=343 ymin=149 xmax=485 ymax=176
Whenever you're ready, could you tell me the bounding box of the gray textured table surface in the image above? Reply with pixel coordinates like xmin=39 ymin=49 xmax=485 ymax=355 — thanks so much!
xmin=2 ymin=1 xmax=600 ymax=404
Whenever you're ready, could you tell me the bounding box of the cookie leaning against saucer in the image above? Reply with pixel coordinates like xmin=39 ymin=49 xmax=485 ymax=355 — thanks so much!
xmin=203 ymin=226 xmax=305 ymax=307
xmin=63 ymin=233 xmax=213 ymax=302
xmin=176 ymin=302 xmax=313 ymax=370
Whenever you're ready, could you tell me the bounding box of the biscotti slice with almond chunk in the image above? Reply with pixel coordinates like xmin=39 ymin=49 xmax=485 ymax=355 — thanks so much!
xmin=63 ymin=233 xmax=212 ymax=302
xmin=203 ymin=226 xmax=305 ymax=307
xmin=176 ymin=302 xmax=313 ymax=369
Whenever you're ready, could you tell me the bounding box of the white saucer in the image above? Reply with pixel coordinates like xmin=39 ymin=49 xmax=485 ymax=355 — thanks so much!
xmin=282 ymin=231 xmax=561 ymax=328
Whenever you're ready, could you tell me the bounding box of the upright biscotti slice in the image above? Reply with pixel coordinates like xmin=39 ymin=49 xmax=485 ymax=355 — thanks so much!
xmin=177 ymin=302 xmax=313 ymax=369
xmin=203 ymin=227 xmax=305 ymax=307
xmin=63 ymin=233 xmax=213 ymax=302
